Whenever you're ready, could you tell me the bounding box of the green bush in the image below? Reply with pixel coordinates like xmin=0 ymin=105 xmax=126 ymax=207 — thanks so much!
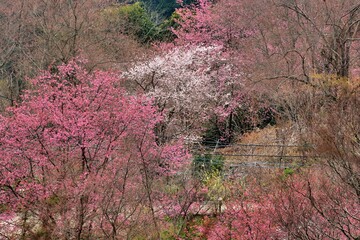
xmin=141 ymin=0 xmax=196 ymax=18
xmin=118 ymin=2 xmax=159 ymax=43
xmin=281 ymin=168 xmax=295 ymax=181
xmin=193 ymin=154 xmax=224 ymax=175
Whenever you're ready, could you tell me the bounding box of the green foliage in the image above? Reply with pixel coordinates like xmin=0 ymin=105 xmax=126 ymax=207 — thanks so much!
xmin=105 ymin=1 xmax=195 ymax=44
xmin=141 ymin=0 xmax=178 ymax=19
xmin=156 ymin=11 xmax=180 ymax=41
xmin=202 ymin=170 xmax=228 ymax=215
xmin=193 ymin=153 xmax=224 ymax=178
xmin=160 ymin=230 xmax=177 ymax=240
xmin=108 ymin=2 xmax=183 ymax=43
xmin=193 ymin=154 xmax=224 ymax=175
xmin=202 ymin=170 xmax=227 ymax=200
xmin=158 ymin=216 xmax=204 ymax=239
xmin=117 ymin=2 xmax=159 ymax=43
xmin=280 ymin=167 xmax=295 ymax=181
xmin=140 ymin=0 xmax=195 ymax=18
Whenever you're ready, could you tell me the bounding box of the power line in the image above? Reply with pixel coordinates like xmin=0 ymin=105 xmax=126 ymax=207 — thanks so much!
xmin=210 ymin=153 xmax=314 ymax=158
xmin=189 ymin=141 xmax=312 ymax=148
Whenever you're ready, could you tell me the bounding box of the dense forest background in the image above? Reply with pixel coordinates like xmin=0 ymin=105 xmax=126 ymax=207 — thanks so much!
xmin=0 ymin=0 xmax=359 ymax=239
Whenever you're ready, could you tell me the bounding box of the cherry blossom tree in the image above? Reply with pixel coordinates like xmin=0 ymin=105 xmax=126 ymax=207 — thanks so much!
xmin=0 ymin=60 xmax=188 ymax=239
xmin=173 ymin=0 xmax=253 ymax=49
xmin=124 ymin=45 xmax=242 ymax=142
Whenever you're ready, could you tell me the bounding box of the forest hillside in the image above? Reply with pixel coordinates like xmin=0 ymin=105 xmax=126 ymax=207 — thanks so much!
xmin=0 ymin=0 xmax=359 ymax=239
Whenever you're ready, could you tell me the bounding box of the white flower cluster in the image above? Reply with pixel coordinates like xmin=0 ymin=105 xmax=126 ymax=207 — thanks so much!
xmin=124 ymin=45 xmax=229 ymax=139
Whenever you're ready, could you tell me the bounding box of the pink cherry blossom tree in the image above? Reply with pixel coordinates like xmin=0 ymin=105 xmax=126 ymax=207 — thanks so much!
xmin=0 ymin=59 xmax=189 ymax=239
